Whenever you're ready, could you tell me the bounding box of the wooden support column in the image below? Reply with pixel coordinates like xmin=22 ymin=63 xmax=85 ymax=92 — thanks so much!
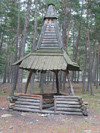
xmin=64 ymin=70 xmax=75 ymax=96
xmin=55 ymin=70 xmax=60 ymax=94
xmin=24 ymin=70 xmax=34 ymax=94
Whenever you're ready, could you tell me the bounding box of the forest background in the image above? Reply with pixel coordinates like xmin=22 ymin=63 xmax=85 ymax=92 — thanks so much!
xmin=0 ymin=0 xmax=100 ymax=96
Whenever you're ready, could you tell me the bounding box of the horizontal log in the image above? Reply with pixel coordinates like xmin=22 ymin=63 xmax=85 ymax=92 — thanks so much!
xmin=79 ymin=99 xmax=83 ymax=104
xmin=43 ymin=36 xmax=57 ymax=39
xmin=43 ymin=98 xmax=54 ymax=101
xmin=43 ymin=39 xmax=57 ymax=41
xmin=45 ymin=31 xmax=56 ymax=33
xmin=56 ymin=101 xmax=80 ymax=105
xmin=46 ymin=27 xmax=55 ymax=31
xmin=42 ymin=41 xmax=58 ymax=43
xmin=13 ymin=107 xmax=40 ymax=112
xmin=37 ymin=93 xmax=57 ymax=96
xmin=56 ymin=98 xmax=78 ymax=102
xmin=14 ymin=93 xmax=42 ymax=97
xmin=43 ymin=100 xmax=53 ymax=104
xmin=9 ymin=103 xmax=15 ymax=106
xmin=40 ymin=47 xmax=59 ymax=49
xmin=82 ymin=110 xmax=88 ymax=116
xmin=17 ymin=98 xmax=40 ymax=102
xmin=19 ymin=95 xmax=40 ymax=100
xmin=46 ymin=25 xmax=54 ymax=28
xmin=14 ymin=104 xmax=40 ymax=109
xmin=81 ymin=106 xmax=87 ymax=111
xmin=56 ymin=104 xmax=81 ymax=108
xmin=54 ymin=96 xmax=82 ymax=99
xmin=42 ymin=103 xmax=54 ymax=109
xmin=44 ymin=34 xmax=56 ymax=36
xmin=56 ymin=108 xmax=82 ymax=112
xmin=41 ymin=44 xmax=58 ymax=47
xmin=55 ymin=111 xmax=83 ymax=115
xmin=15 ymin=101 xmax=40 ymax=106
xmin=83 ymin=102 xmax=88 ymax=105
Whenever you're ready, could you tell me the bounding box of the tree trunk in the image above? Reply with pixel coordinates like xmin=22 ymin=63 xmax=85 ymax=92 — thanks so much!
xmin=0 ymin=34 xmax=3 ymax=51
xmin=82 ymin=30 xmax=88 ymax=93
xmin=17 ymin=0 xmax=32 ymax=93
xmin=92 ymin=41 xmax=97 ymax=85
xmin=98 ymin=42 xmax=100 ymax=85
xmin=3 ymin=43 xmax=10 ymax=84
xmin=66 ymin=8 xmax=71 ymax=52
xmin=30 ymin=0 xmax=38 ymax=94
xmin=10 ymin=0 xmax=20 ymax=96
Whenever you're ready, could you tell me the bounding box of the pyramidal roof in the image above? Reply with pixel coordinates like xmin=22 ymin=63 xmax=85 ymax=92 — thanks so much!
xmin=13 ymin=4 xmax=80 ymax=71
xmin=37 ymin=4 xmax=63 ymax=49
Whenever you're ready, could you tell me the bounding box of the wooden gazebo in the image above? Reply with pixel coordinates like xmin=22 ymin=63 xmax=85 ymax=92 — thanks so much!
xmin=10 ymin=4 xmax=88 ymax=116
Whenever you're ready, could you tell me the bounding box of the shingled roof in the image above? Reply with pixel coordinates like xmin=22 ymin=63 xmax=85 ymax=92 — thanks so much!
xmin=13 ymin=4 xmax=80 ymax=72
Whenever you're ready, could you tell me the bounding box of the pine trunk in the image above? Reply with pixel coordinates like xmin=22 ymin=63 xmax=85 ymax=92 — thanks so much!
xmin=10 ymin=0 xmax=20 ymax=96
xmin=82 ymin=29 xmax=88 ymax=93
xmin=30 ymin=1 xmax=38 ymax=93
xmin=17 ymin=0 xmax=32 ymax=93
xmin=3 ymin=43 xmax=10 ymax=84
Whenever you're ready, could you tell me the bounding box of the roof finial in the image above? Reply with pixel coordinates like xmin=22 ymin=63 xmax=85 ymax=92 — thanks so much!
xmin=44 ymin=4 xmax=57 ymax=19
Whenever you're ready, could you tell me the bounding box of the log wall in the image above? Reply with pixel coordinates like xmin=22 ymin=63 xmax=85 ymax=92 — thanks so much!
xmin=8 ymin=94 xmax=88 ymax=116
xmin=10 ymin=93 xmax=43 ymax=112
xmin=54 ymin=96 xmax=88 ymax=116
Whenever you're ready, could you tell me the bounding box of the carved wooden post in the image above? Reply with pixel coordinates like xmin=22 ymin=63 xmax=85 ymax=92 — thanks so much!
xmin=55 ymin=70 xmax=59 ymax=94
xmin=24 ymin=70 xmax=33 ymax=94
xmin=64 ymin=70 xmax=75 ymax=96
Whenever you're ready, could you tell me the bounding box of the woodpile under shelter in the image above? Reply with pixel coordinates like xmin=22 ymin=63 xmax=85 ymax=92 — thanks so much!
xmin=10 ymin=4 xmax=88 ymax=116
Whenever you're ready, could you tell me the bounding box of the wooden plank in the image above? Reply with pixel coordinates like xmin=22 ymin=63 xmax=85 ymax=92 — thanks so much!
xmin=17 ymin=98 xmax=40 ymax=102
xmin=56 ymin=101 xmax=80 ymax=105
xmin=56 ymin=104 xmax=81 ymax=108
xmin=15 ymin=101 xmax=40 ymax=106
xmin=56 ymin=108 xmax=82 ymax=112
xmin=14 ymin=104 xmax=40 ymax=109
xmin=14 ymin=93 xmax=41 ymax=97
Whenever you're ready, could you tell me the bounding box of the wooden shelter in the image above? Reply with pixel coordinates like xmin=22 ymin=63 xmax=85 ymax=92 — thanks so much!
xmin=10 ymin=4 xmax=88 ymax=116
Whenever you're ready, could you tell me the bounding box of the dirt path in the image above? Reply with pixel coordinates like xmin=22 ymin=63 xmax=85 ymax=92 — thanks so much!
xmin=0 ymin=83 xmax=100 ymax=133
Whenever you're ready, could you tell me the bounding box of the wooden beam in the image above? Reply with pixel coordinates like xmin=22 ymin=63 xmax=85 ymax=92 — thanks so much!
xmin=24 ymin=70 xmax=35 ymax=94
xmin=54 ymin=70 xmax=60 ymax=94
